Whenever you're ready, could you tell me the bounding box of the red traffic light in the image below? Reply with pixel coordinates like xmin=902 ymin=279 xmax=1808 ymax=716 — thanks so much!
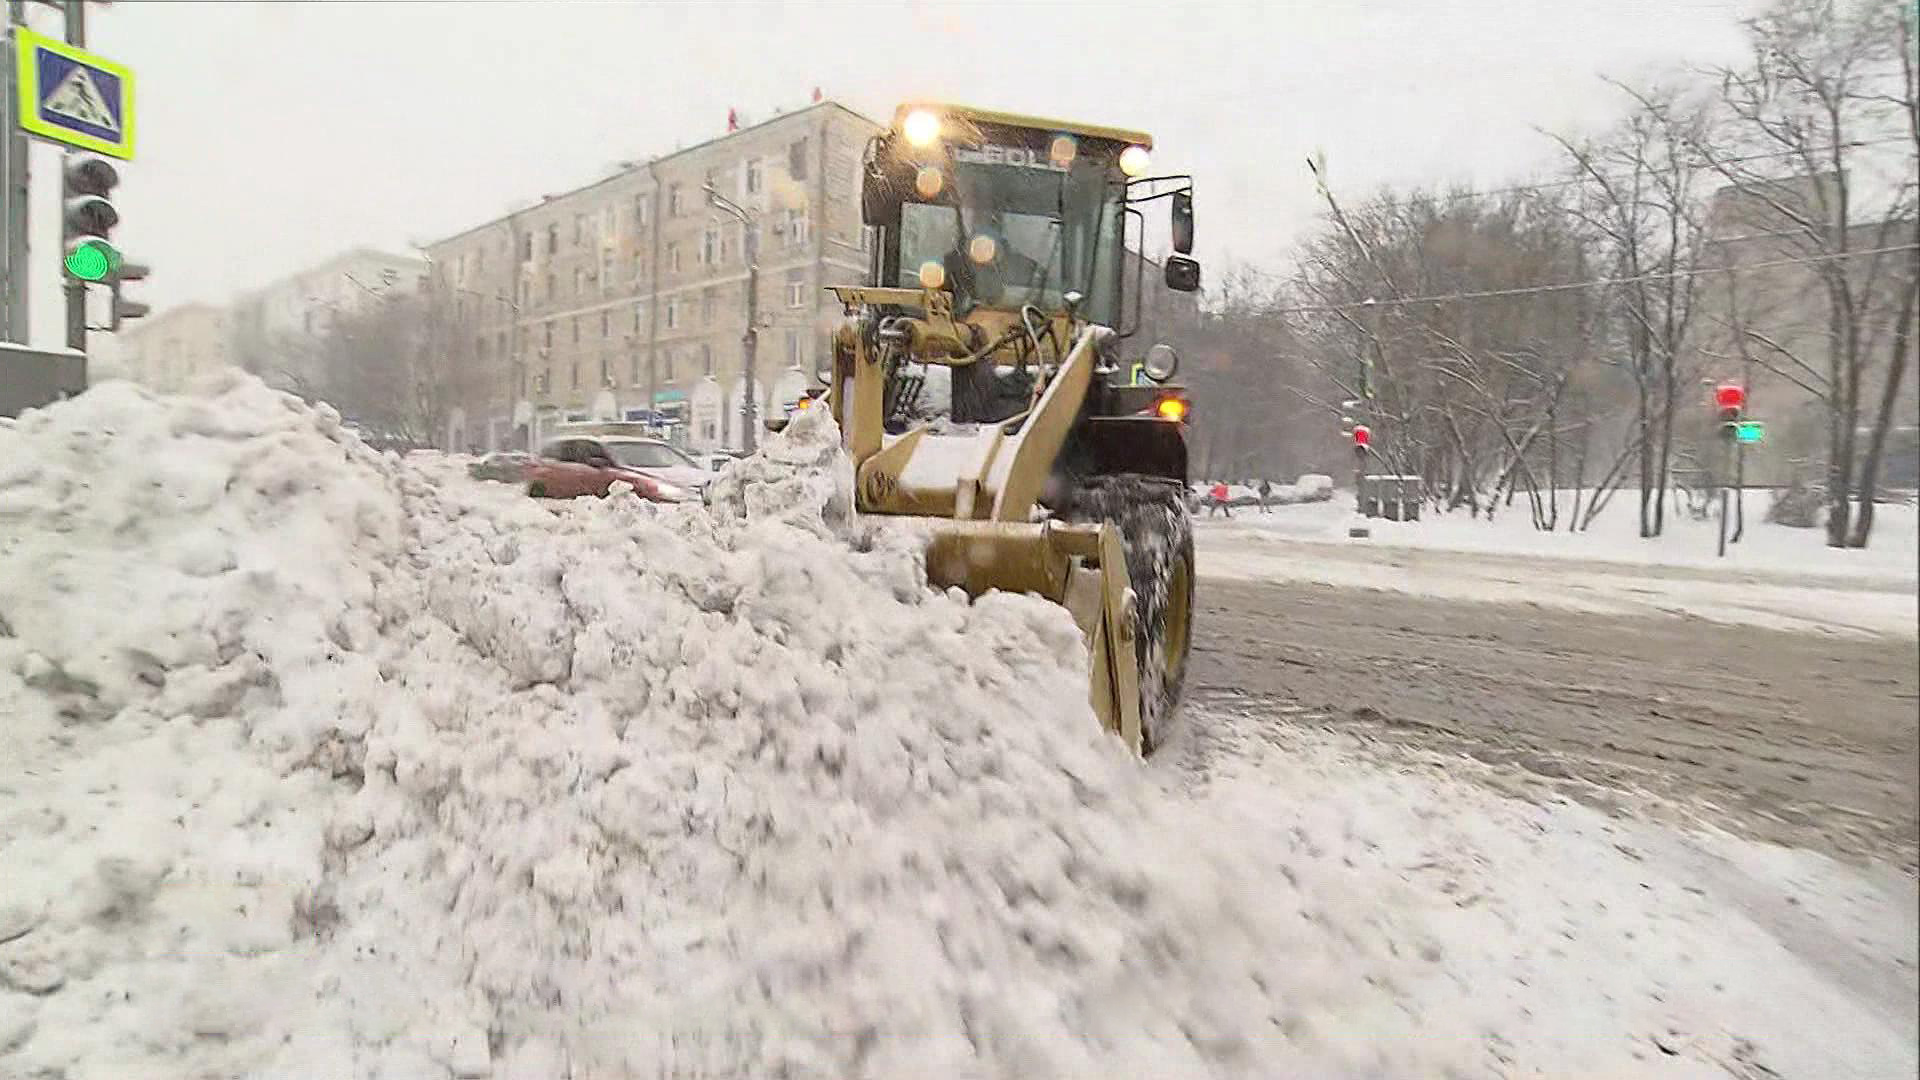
xmin=1352 ymin=424 xmax=1372 ymax=448
xmin=1714 ymin=383 xmax=1746 ymax=411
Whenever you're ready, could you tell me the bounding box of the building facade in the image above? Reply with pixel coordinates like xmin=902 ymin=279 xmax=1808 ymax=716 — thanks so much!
xmin=425 ymin=100 xmax=881 ymax=453
xmin=1687 ymin=176 xmax=1918 ymax=487
xmin=115 ymin=303 xmax=231 ymax=393
xmin=228 ymin=247 xmax=430 ymax=394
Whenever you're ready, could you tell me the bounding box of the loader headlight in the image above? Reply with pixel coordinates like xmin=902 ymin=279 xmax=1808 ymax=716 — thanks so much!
xmin=914 ymin=166 xmax=945 ymax=199
xmin=1143 ymin=343 xmax=1180 ymax=382
xmin=1119 ymin=145 xmax=1152 ymax=177
xmin=917 ymin=260 xmax=947 ymax=289
xmin=903 ymin=109 xmax=942 ymax=147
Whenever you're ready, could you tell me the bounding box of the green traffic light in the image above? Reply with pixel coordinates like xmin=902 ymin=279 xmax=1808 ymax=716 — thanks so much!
xmin=64 ymin=240 xmax=119 ymax=282
xmin=1735 ymin=420 xmax=1765 ymax=444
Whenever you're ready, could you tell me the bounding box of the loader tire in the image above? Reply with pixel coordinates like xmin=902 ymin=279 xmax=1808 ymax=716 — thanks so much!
xmin=1061 ymin=476 xmax=1195 ymax=754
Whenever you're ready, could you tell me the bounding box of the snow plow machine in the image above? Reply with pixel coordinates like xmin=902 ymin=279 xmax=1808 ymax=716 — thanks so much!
xmin=820 ymin=103 xmax=1203 ymax=753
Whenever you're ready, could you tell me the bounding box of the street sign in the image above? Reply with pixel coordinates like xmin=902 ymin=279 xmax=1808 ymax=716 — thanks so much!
xmin=13 ymin=27 xmax=134 ymax=160
xmin=1734 ymin=420 xmax=1765 ymax=444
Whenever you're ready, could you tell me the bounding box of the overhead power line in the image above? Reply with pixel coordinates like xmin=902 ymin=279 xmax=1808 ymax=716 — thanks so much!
xmin=1273 ymin=242 xmax=1920 ymax=315
xmin=1315 ymin=137 xmax=1911 ymax=216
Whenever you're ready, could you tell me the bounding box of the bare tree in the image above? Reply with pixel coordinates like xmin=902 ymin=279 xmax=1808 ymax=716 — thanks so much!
xmin=1550 ymin=82 xmax=1715 ymax=537
xmin=1693 ymin=0 xmax=1917 ymax=546
xmin=302 ymin=289 xmax=483 ymax=449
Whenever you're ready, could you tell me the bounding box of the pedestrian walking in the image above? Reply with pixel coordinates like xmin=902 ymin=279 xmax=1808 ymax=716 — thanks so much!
xmin=1257 ymin=478 xmax=1272 ymax=513
xmin=1209 ymin=480 xmax=1231 ymax=518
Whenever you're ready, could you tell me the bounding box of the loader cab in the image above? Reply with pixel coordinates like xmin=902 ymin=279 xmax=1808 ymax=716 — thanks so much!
xmin=861 ymin=104 xmax=1199 ymax=339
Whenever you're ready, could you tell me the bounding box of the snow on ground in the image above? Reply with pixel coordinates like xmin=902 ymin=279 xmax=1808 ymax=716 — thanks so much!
xmin=0 ymin=374 xmax=1913 ymax=1078
xmin=1198 ymin=493 xmax=1919 ymax=637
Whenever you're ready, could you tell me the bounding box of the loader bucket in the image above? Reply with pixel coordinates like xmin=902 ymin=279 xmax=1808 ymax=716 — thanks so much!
xmin=922 ymin=519 xmax=1142 ymax=753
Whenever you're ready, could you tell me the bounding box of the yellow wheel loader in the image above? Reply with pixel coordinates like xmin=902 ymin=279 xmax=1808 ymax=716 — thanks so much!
xmin=821 ymin=103 xmax=1204 ymax=753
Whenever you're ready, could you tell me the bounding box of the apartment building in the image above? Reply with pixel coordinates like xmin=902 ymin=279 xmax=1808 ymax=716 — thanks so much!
xmin=426 ymin=99 xmax=881 ymax=452
xmin=228 ymin=247 xmax=430 ymax=393
xmin=1687 ymin=176 xmax=1918 ymax=486
xmin=115 ymin=302 xmax=231 ymax=393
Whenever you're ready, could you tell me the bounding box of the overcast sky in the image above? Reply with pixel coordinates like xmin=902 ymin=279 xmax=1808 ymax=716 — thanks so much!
xmin=19 ymin=0 xmax=1761 ymax=332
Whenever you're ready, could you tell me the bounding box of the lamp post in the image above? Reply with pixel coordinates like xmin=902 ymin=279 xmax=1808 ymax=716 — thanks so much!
xmin=703 ymin=183 xmax=759 ymax=452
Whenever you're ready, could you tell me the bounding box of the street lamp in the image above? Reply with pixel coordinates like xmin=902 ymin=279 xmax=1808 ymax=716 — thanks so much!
xmin=703 ymin=183 xmax=759 ymax=452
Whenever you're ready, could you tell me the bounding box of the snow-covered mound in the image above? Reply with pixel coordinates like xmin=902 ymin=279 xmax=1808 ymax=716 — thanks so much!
xmin=3 ymin=374 xmax=1912 ymax=1079
xmin=0 ymin=375 xmax=1280 ymax=1078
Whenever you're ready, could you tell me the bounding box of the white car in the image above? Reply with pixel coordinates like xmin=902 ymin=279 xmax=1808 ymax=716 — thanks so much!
xmin=538 ymin=436 xmax=717 ymax=497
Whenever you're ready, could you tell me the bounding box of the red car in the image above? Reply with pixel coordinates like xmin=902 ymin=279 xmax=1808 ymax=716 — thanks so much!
xmin=524 ymin=436 xmax=697 ymax=503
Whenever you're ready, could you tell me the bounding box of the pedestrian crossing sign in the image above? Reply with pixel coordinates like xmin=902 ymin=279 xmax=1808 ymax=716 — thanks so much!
xmin=12 ymin=26 xmax=135 ymax=160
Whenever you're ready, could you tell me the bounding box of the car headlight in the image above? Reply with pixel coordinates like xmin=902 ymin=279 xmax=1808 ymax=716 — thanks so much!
xmin=650 ymin=482 xmax=692 ymax=503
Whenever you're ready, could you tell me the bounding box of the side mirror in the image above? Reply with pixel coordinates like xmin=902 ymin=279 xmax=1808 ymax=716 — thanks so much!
xmin=1170 ymin=190 xmax=1194 ymax=255
xmin=1164 ymin=255 xmax=1201 ymax=293
xmin=586 ymin=454 xmax=614 ymax=468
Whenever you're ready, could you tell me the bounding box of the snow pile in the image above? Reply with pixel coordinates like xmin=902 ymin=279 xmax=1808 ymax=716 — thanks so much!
xmin=3 ymin=374 xmax=1912 ymax=1079
xmin=0 ymin=375 xmax=1334 ymax=1078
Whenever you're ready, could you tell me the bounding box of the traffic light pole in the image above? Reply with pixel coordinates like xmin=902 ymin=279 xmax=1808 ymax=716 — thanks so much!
xmin=61 ymin=0 xmax=85 ymax=357
xmin=2 ymin=1 xmax=30 ymax=344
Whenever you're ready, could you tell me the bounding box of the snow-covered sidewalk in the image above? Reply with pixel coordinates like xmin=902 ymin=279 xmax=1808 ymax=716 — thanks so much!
xmin=1198 ymin=495 xmax=1919 ymax=638
xmin=1 ymin=375 xmax=1913 ymax=1078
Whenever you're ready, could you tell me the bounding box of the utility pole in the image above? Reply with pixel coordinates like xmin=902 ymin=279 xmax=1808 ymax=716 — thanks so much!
xmin=2 ymin=0 xmax=30 ymax=343
xmin=704 ymin=183 xmax=758 ymax=452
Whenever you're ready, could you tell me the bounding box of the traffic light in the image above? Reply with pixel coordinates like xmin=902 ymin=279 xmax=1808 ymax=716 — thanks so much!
xmin=62 ymin=156 xmax=122 ymax=283
xmin=1352 ymin=423 xmax=1372 ymax=449
xmin=110 ymin=261 xmax=151 ymax=331
xmin=1715 ymin=382 xmax=1746 ymax=439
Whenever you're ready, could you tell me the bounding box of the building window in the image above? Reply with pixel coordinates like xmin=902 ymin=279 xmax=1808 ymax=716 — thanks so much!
xmin=545 ymin=272 xmax=556 ymax=300
xmin=476 ymin=335 xmax=488 ymax=361
xmin=515 ymin=362 xmax=527 ymax=397
xmin=602 ymin=251 xmax=616 ymax=293
xmin=784 ymin=207 xmax=809 ymax=247
xmin=665 ymin=349 xmax=675 ymax=381
xmin=634 ymin=195 xmax=649 ymax=229
xmin=745 ymin=158 xmax=763 ymax=194
xmin=544 ymin=322 xmax=554 ymax=349
xmin=520 ymin=232 xmax=533 ymax=261
xmin=633 ymin=251 xmax=646 ymax=283
xmin=601 ymin=311 xmax=611 ymax=338
xmin=476 ymin=249 xmax=486 ymax=274
xmin=538 ymin=367 xmax=550 ymax=393
xmin=701 ymin=287 xmax=716 ymax=326
xmin=720 ymin=228 xmax=733 ymax=264
xmin=666 ymin=299 xmax=679 ymax=330
xmin=701 ymin=228 xmax=718 ymax=266
xmin=571 ymin=316 xmax=581 ymax=344
xmin=788 ymin=138 xmax=810 ymax=180
xmin=787 ymin=271 xmax=805 ymax=308
xmin=573 ymin=214 xmax=586 ymax=246
xmin=633 ymin=303 xmax=644 ymax=334
xmin=600 ymin=354 xmax=610 ymax=388
xmin=547 ymin=225 xmax=559 ymax=254
xmin=667 ymin=243 xmax=681 ymax=274
xmin=570 ymin=360 xmax=580 ymax=390
xmin=786 ymin=330 xmax=800 ymax=366
xmin=573 ymin=268 xmax=585 ymax=296
xmin=668 ymin=184 xmax=683 ymax=216
xmin=632 ymin=351 xmax=644 ymax=386
xmin=601 ymin=206 xmax=615 ymax=239
xmin=702 ymin=344 xmax=714 ymax=376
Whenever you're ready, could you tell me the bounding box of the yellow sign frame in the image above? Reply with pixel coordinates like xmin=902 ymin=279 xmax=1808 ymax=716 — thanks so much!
xmin=12 ymin=25 xmax=136 ymax=160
